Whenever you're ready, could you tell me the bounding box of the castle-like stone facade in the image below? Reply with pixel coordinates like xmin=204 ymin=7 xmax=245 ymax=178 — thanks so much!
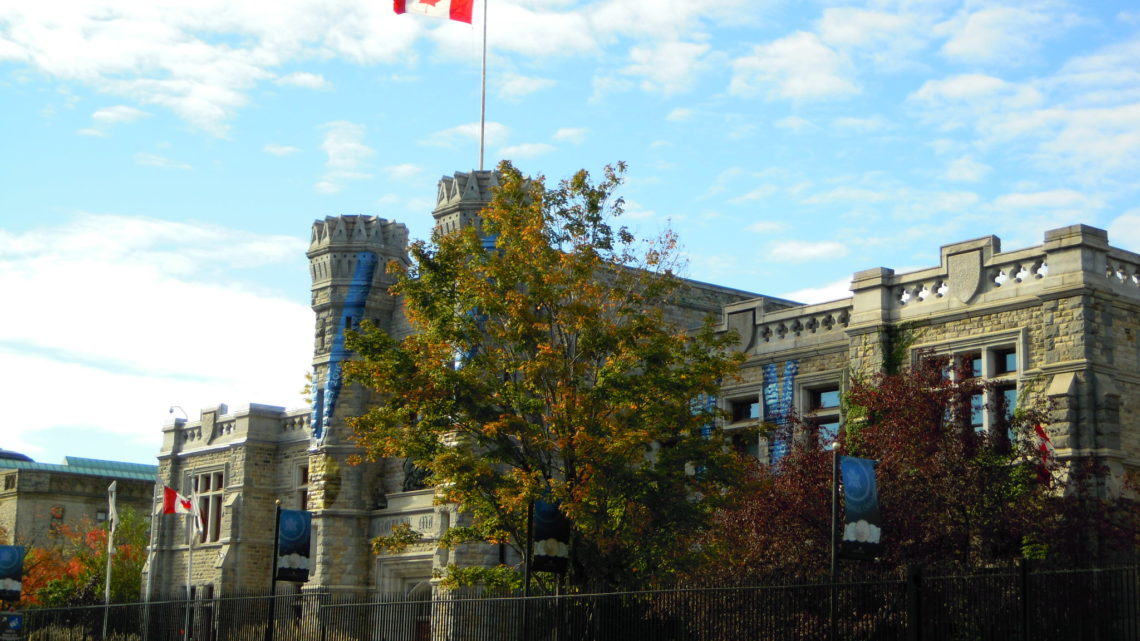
xmin=147 ymin=170 xmax=1140 ymax=600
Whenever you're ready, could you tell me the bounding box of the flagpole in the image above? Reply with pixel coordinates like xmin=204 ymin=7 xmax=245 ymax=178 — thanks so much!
xmin=478 ymin=0 xmax=487 ymax=171
xmin=102 ymin=481 xmax=117 ymax=640
xmin=184 ymin=488 xmax=194 ymax=641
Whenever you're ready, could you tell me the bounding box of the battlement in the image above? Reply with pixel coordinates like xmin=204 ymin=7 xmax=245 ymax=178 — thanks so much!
xmin=432 ymin=170 xmax=499 ymax=235
xmin=308 ymin=215 xmax=408 ymax=255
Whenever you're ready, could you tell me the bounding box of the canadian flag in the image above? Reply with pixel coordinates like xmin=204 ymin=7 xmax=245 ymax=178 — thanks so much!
xmin=1034 ymin=423 xmax=1055 ymax=485
xmin=161 ymin=486 xmax=204 ymax=534
xmin=394 ymin=0 xmax=473 ymax=24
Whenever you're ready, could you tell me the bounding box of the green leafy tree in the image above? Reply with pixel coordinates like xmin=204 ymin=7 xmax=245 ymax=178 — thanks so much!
xmin=346 ymin=161 xmax=746 ymax=589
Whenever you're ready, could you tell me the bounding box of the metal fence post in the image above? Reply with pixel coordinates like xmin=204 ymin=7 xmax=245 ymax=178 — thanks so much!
xmin=907 ymin=564 xmax=923 ymax=641
xmin=1019 ymin=558 xmax=1030 ymax=640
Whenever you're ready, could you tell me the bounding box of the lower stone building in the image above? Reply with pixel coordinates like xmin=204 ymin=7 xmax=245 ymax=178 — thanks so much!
xmin=147 ymin=168 xmax=1140 ymax=601
xmin=0 ymin=452 xmax=157 ymax=548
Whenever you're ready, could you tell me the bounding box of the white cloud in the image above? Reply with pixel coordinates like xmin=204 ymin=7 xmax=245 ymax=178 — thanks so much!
xmin=935 ymin=5 xmax=1078 ymax=66
xmin=384 ymin=163 xmax=422 ymax=180
xmin=317 ymin=121 xmax=374 ymax=194
xmin=768 ymin=240 xmax=849 ymax=262
xmin=731 ymin=185 xmax=778 ymax=204
xmin=803 ymin=186 xmax=891 ymax=205
xmin=134 ymin=152 xmax=191 ymax=170
xmin=779 ymin=276 xmax=853 ymax=304
xmin=945 ymin=155 xmax=990 ymax=182
xmin=499 ymin=143 xmax=555 ymax=159
xmin=833 ymin=115 xmax=890 ymax=132
xmin=666 ymin=108 xmax=694 ymax=122
xmin=774 ymin=115 xmax=815 ymax=132
xmin=264 ymin=144 xmax=301 ymax=156
xmin=423 ymin=122 xmax=510 ymax=148
xmin=622 ymin=41 xmax=710 ymax=95
xmin=1107 ymin=209 xmax=1140 ymax=251
xmin=0 ymin=2 xmax=420 ymax=135
xmin=499 ymin=73 xmax=554 ymax=100
xmin=992 ymin=189 xmax=1102 ymax=210
xmin=275 ymin=72 xmax=330 ymax=90
xmin=0 ymin=213 xmax=311 ymax=460
xmin=93 ymin=105 xmax=149 ymax=126
xmin=746 ymin=221 xmax=786 ymax=234
xmin=552 ymin=127 xmax=588 ymax=144
xmin=731 ymin=31 xmax=859 ymax=101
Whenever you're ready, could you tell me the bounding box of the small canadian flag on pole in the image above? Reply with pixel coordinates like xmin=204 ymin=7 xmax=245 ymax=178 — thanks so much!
xmin=394 ymin=0 xmax=473 ymax=24
xmin=161 ymin=486 xmax=204 ymax=534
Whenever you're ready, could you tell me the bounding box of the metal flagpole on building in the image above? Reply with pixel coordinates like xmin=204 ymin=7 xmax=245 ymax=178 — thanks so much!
xmin=102 ymin=480 xmax=118 ymax=640
xmin=141 ymin=478 xmax=162 ymax=641
xmin=184 ymin=486 xmax=194 ymax=641
xmin=478 ymin=0 xmax=487 ymax=170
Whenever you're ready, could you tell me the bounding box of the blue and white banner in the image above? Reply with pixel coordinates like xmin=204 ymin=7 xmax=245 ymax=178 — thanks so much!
xmin=531 ymin=500 xmax=570 ymax=574
xmin=840 ymin=456 xmax=882 ymax=560
xmin=0 ymin=546 xmax=25 ymax=602
xmin=275 ymin=509 xmax=312 ymax=582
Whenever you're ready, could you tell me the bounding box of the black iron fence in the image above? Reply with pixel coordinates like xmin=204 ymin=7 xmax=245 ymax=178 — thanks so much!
xmin=19 ymin=563 xmax=1140 ymax=641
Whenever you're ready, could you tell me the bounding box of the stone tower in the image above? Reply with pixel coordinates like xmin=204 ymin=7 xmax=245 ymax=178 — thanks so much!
xmin=305 ymin=215 xmax=410 ymax=594
xmin=432 ymin=170 xmax=499 ymax=238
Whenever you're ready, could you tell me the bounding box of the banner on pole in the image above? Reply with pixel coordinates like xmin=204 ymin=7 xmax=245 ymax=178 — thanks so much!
xmin=840 ymin=456 xmax=882 ymax=560
xmin=275 ymin=509 xmax=313 ymax=582
xmin=531 ymin=500 xmax=570 ymax=574
xmin=0 ymin=547 xmax=25 ymax=602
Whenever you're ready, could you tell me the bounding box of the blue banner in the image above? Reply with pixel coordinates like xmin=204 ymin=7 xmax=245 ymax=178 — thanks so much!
xmin=0 ymin=546 xmax=25 ymax=602
xmin=840 ymin=456 xmax=882 ymax=560
xmin=275 ymin=509 xmax=313 ymax=582
xmin=531 ymin=500 xmax=570 ymax=574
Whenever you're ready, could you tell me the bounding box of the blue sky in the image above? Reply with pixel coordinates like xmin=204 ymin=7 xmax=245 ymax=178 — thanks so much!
xmin=2 ymin=0 xmax=1139 ymax=465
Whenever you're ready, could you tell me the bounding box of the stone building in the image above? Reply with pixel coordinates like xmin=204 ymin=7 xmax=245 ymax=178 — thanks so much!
xmin=146 ymin=170 xmax=764 ymax=599
xmin=149 ymin=169 xmax=1140 ymax=600
xmin=0 ymin=452 xmax=156 ymax=547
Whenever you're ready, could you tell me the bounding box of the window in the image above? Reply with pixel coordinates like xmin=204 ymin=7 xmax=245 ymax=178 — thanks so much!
xmin=806 ymin=384 xmax=842 ymax=446
xmin=296 ymin=464 xmax=310 ymax=510
xmin=192 ymin=470 xmax=225 ymax=543
xmin=730 ymin=398 xmax=760 ymax=423
xmin=918 ymin=337 xmax=1022 ymax=441
xmin=2 ymin=475 xmax=14 ymax=490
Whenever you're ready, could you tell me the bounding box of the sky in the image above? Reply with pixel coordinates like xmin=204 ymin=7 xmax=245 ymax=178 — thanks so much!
xmin=2 ymin=0 xmax=1139 ymax=466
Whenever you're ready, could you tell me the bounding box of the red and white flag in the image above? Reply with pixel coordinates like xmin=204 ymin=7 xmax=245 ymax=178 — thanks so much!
xmin=161 ymin=486 xmax=204 ymax=534
xmin=1034 ymin=423 xmax=1055 ymax=484
xmin=393 ymin=0 xmax=473 ymax=24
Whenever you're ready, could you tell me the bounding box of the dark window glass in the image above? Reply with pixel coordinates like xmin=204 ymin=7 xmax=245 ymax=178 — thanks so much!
xmin=731 ymin=399 xmax=760 ymax=422
xmin=994 ymin=348 xmax=1017 ymax=374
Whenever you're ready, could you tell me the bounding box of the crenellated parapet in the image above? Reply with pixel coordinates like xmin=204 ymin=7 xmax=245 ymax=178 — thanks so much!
xmin=432 ymin=169 xmax=499 ymax=236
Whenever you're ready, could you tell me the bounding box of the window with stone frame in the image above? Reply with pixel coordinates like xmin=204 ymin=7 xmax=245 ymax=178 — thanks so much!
xmin=916 ymin=330 xmax=1024 ymax=445
xmin=192 ymin=470 xmax=225 ymax=543
xmin=296 ymin=463 xmax=310 ymax=510
xmin=722 ymin=385 xmax=763 ymax=461
xmin=2 ymin=474 xmax=14 ymax=490
xmin=806 ymin=384 xmax=842 ymax=446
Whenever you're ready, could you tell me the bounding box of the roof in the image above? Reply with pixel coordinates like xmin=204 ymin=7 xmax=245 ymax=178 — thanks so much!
xmin=0 ymin=456 xmax=157 ymax=481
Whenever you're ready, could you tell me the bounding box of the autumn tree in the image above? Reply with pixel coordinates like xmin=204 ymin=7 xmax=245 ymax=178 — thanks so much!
xmin=20 ymin=507 xmax=149 ymax=607
xmin=346 ymin=161 xmax=746 ymax=589
xmin=693 ymin=354 xmax=1089 ymax=585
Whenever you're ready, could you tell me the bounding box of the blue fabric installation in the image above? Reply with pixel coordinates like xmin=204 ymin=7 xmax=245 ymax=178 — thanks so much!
xmin=312 ymin=251 xmax=379 ymax=442
xmin=763 ymin=360 xmax=798 ymax=464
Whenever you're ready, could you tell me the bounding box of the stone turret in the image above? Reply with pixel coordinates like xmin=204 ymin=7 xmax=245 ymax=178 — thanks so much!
xmin=305 ymin=215 xmax=409 ymax=595
xmin=431 ymin=170 xmax=499 ymax=237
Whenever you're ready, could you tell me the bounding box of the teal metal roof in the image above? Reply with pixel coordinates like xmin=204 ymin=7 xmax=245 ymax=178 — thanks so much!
xmin=0 ymin=456 xmax=157 ymax=481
